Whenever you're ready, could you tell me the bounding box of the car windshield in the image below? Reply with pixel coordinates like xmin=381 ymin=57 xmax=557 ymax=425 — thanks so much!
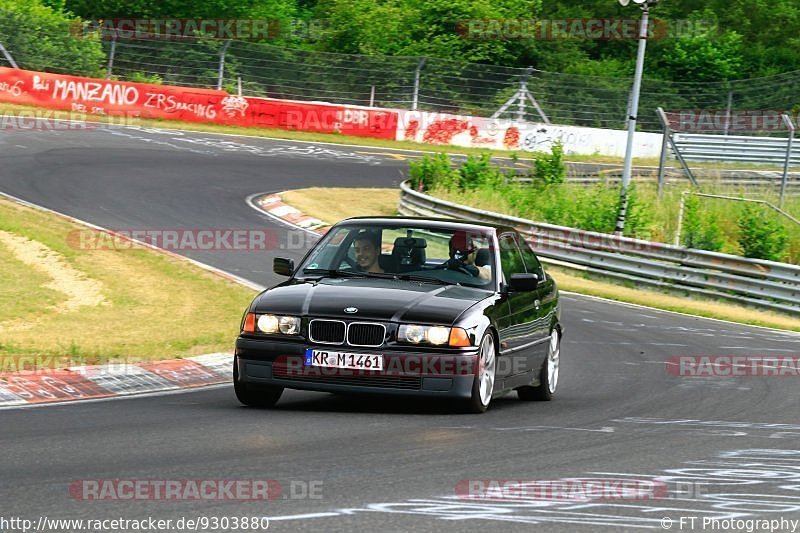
xmin=297 ymin=222 xmax=496 ymax=288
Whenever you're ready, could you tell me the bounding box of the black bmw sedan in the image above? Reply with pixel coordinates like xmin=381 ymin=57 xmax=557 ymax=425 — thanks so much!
xmin=234 ymin=217 xmax=562 ymax=413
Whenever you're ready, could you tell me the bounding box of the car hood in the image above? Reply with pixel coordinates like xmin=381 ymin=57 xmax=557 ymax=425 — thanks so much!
xmin=252 ymin=277 xmax=492 ymax=324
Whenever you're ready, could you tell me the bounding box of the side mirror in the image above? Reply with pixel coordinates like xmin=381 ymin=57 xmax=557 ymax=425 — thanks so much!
xmin=273 ymin=257 xmax=294 ymax=276
xmin=508 ymin=272 xmax=539 ymax=292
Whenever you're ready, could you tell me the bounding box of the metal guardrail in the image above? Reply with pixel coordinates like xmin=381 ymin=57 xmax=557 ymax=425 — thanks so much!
xmin=672 ymin=134 xmax=800 ymax=165
xmin=398 ymin=181 xmax=800 ymax=316
xmin=656 ymin=108 xmax=798 ymax=202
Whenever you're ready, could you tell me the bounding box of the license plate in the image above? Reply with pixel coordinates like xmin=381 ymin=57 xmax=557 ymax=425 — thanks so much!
xmin=305 ymin=349 xmax=384 ymax=371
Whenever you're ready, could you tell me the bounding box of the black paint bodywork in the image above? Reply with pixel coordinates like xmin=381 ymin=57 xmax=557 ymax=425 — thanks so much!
xmin=235 ymin=217 xmax=561 ymax=400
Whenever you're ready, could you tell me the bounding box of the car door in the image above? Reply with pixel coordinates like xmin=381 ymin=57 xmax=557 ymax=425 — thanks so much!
xmin=516 ymin=232 xmax=556 ymax=366
xmin=495 ymin=232 xmax=546 ymax=385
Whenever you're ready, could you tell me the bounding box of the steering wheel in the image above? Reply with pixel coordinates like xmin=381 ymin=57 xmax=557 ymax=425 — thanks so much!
xmin=445 ymin=259 xmax=478 ymax=277
xmin=341 ymin=255 xmax=359 ymax=269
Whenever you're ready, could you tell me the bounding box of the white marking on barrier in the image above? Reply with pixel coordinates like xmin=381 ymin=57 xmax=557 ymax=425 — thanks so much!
xmin=268 ymin=205 xmax=301 ymax=217
xmin=188 ymin=353 xmax=233 ymax=377
xmin=72 ymin=364 xmax=176 ymax=395
xmin=0 ymin=384 xmax=27 ymax=405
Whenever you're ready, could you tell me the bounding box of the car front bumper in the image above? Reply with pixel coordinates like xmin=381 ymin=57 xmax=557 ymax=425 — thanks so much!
xmin=235 ymin=336 xmax=479 ymax=399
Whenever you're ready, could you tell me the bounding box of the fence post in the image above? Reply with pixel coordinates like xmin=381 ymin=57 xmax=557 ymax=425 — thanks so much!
xmin=656 ymin=107 xmax=671 ymax=197
xmin=0 ymin=40 xmax=18 ymax=69
xmin=723 ymin=89 xmax=733 ymax=135
xmin=780 ymin=114 xmax=795 ymax=209
xmin=105 ymin=33 xmax=117 ymax=79
xmin=217 ymin=39 xmax=232 ymax=91
xmin=412 ymin=57 xmax=426 ymax=111
xmin=657 ymin=107 xmax=699 ymax=187
xmin=674 ymin=191 xmax=689 ymax=246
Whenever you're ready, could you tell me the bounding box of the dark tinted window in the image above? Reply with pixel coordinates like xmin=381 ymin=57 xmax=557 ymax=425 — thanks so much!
xmin=498 ymin=233 xmax=525 ymax=283
xmin=517 ymin=234 xmax=543 ymax=275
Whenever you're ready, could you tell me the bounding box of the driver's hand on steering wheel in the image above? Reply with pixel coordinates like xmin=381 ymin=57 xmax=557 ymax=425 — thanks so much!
xmin=445 ymin=258 xmax=480 ymax=276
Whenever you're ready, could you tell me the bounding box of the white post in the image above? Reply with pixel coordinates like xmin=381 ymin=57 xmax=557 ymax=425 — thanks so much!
xmin=0 ymin=41 xmax=18 ymax=69
xmin=217 ymin=40 xmax=232 ymax=91
xmin=412 ymin=58 xmax=426 ymax=111
xmin=106 ymin=33 xmax=117 ymax=80
xmin=723 ymin=90 xmax=733 ymax=135
xmin=780 ymin=114 xmax=795 ymax=209
xmin=675 ymin=191 xmax=689 ymax=246
xmin=614 ymin=3 xmax=650 ymax=236
xmin=369 ymin=85 xmax=375 ymax=107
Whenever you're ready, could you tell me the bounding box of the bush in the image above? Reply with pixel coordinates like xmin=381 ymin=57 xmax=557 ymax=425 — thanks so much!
xmin=408 ymin=153 xmax=458 ymax=191
xmin=680 ymin=193 xmax=724 ymax=251
xmin=532 ymin=140 xmax=565 ymax=185
xmin=458 ymin=153 xmax=508 ymax=191
xmin=737 ymin=204 xmax=788 ymax=261
xmin=0 ymin=0 xmax=105 ymax=77
xmin=410 ymin=152 xmax=512 ymax=193
xmin=128 ymin=71 xmax=164 ymax=85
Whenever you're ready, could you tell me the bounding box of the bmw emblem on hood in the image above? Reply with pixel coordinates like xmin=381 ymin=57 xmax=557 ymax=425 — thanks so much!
xmin=344 ymin=307 xmax=358 ymax=314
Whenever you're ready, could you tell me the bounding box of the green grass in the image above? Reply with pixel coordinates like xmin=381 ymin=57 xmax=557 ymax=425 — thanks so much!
xmin=0 ymin=197 xmax=256 ymax=367
xmin=0 ymin=241 xmax=61 ymax=323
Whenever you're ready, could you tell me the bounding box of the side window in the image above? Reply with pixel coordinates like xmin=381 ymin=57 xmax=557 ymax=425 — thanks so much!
xmin=517 ymin=234 xmax=543 ymax=276
xmin=498 ymin=233 xmax=525 ymax=283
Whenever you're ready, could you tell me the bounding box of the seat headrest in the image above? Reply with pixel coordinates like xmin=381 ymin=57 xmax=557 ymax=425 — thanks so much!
xmin=392 ymin=237 xmax=426 ymax=250
xmin=475 ymin=247 xmax=491 ymax=267
xmin=391 ymin=237 xmax=426 ymax=271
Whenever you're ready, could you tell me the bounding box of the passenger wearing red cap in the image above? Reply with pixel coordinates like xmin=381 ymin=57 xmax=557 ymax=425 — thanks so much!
xmin=444 ymin=231 xmax=491 ymax=281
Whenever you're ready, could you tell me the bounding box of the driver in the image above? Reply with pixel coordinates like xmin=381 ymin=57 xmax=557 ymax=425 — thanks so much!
xmin=353 ymin=230 xmax=384 ymax=273
xmin=443 ymin=231 xmax=491 ymax=281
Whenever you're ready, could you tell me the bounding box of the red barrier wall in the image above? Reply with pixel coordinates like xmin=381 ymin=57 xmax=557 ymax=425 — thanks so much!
xmin=0 ymin=68 xmax=398 ymax=139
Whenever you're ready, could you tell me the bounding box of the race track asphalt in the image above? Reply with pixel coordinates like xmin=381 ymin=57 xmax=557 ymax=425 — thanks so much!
xmin=1 ymin=123 xmax=799 ymax=532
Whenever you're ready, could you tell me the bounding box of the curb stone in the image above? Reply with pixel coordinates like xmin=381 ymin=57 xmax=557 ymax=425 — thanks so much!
xmin=0 ymin=353 xmax=233 ymax=407
xmin=255 ymin=193 xmax=330 ymax=233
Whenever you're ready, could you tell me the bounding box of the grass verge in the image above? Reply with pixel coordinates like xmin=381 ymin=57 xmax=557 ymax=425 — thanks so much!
xmin=0 ymin=196 xmax=256 ymax=366
xmin=281 ymin=188 xmax=400 ymax=223
xmin=279 ymin=187 xmax=800 ymax=332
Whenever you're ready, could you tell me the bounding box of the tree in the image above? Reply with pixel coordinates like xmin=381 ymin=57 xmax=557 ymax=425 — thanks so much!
xmin=0 ymin=0 xmax=105 ymax=76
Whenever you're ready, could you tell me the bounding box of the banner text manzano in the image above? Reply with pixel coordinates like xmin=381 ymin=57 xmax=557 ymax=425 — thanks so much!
xmin=0 ymin=67 xmax=398 ymax=140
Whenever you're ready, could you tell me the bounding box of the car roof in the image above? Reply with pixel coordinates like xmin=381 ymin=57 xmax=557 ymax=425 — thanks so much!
xmin=336 ymin=216 xmax=515 ymax=234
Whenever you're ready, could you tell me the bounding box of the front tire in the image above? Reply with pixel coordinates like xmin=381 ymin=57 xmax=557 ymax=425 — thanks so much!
xmin=233 ymin=359 xmax=284 ymax=408
xmin=463 ymin=333 xmax=497 ymax=413
xmin=518 ymin=329 xmax=560 ymax=402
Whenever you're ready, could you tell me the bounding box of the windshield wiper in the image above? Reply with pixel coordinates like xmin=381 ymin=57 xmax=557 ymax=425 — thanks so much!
xmin=301 ymin=268 xmax=366 ymax=278
xmin=394 ymin=273 xmax=454 ymax=285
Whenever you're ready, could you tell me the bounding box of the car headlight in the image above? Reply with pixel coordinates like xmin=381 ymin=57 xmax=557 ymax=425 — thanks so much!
xmin=257 ymin=314 xmax=279 ymax=333
xmin=398 ymin=325 xmax=470 ymax=346
xmin=253 ymin=314 xmax=301 ymax=335
xmin=279 ymin=316 xmax=301 ymax=335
